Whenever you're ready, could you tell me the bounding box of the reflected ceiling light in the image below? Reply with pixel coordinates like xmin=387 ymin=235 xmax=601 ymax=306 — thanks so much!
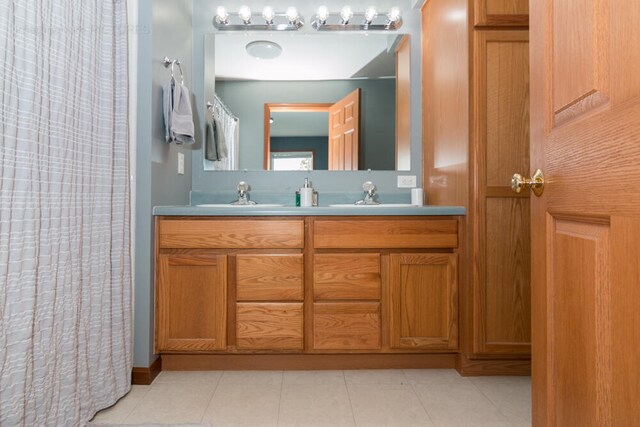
xmin=262 ymin=6 xmax=275 ymax=24
xmin=212 ymin=6 xmax=304 ymax=31
xmin=364 ymin=7 xmax=377 ymax=24
xmin=316 ymin=5 xmax=330 ymax=24
xmin=340 ymin=5 xmax=353 ymax=24
xmin=311 ymin=6 xmax=402 ymax=31
xmin=215 ymin=6 xmax=229 ymax=24
xmin=238 ymin=5 xmax=252 ymax=24
xmin=246 ymin=40 xmax=283 ymax=59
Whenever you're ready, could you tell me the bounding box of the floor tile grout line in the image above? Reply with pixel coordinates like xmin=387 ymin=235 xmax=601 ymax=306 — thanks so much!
xmin=343 ymin=371 xmax=360 ymax=427
xmin=404 ymin=371 xmax=437 ymax=427
xmin=199 ymin=371 xmax=224 ymax=424
xmin=118 ymin=384 xmax=152 ymax=423
xmin=276 ymin=370 xmax=284 ymax=426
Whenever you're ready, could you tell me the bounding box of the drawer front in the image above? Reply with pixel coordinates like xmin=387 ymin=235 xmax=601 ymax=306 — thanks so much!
xmin=158 ymin=219 xmax=304 ymax=249
xmin=237 ymin=254 xmax=304 ymax=301
xmin=314 ymin=254 xmax=380 ymax=300
xmin=313 ymin=219 xmax=458 ymax=249
xmin=313 ymin=302 xmax=381 ymax=350
xmin=236 ymin=303 xmax=303 ymax=350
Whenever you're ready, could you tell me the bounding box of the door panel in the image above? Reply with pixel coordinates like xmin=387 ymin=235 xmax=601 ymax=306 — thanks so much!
xmin=531 ymin=0 xmax=640 ymax=425
xmin=328 ymin=89 xmax=360 ymax=170
xmin=474 ymin=0 xmax=528 ymax=26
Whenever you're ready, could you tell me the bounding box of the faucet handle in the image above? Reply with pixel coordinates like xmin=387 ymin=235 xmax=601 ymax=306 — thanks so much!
xmin=237 ymin=181 xmax=249 ymax=193
xmin=363 ymin=181 xmax=375 ymax=195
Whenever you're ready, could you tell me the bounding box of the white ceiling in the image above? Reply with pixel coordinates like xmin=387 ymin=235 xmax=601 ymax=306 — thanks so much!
xmin=214 ymin=33 xmax=399 ymax=81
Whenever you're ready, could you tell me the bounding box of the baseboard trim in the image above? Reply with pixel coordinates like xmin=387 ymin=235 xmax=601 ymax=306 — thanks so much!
xmin=161 ymin=353 xmax=457 ymax=371
xmin=132 ymin=357 xmax=162 ymax=385
xmin=455 ymin=353 xmax=531 ymax=376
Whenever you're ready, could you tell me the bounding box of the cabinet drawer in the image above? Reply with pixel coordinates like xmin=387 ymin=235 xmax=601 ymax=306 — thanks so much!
xmin=236 ymin=303 xmax=303 ymax=350
xmin=158 ymin=219 xmax=304 ymax=249
xmin=314 ymin=254 xmax=380 ymax=300
xmin=237 ymin=254 xmax=304 ymax=301
xmin=313 ymin=219 xmax=458 ymax=249
xmin=313 ymin=302 xmax=381 ymax=350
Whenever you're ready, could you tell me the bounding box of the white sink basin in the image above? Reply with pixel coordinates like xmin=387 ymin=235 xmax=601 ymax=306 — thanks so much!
xmin=196 ymin=203 xmax=285 ymax=208
xmin=328 ymin=203 xmax=416 ymax=208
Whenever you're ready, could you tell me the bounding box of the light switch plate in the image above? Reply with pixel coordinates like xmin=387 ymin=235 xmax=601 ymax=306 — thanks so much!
xmin=178 ymin=152 xmax=184 ymax=175
xmin=397 ymin=175 xmax=417 ymax=188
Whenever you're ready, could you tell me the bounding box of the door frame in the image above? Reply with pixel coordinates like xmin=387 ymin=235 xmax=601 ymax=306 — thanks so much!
xmin=263 ymin=103 xmax=332 ymax=170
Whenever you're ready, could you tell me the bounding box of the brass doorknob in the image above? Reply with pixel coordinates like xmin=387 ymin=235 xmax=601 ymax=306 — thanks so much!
xmin=511 ymin=169 xmax=545 ymax=196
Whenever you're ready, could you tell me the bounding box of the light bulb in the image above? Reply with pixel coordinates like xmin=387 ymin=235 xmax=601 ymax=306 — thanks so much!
xmin=364 ymin=6 xmax=377 ymax=24
xmin=238 ymin=5 xmax=252 ymax=24
xmin=262 ymin=6 xmax=275 ymax=24
xmin=285 ymin=6 xmax=299 ymax=23
xmin=316 ymin=5 xmax=330 ymax=23
xmin=340 ymin=5 xmax=353 ymax=24
xmin=387 ymin=7 xmax=401 ymax=23
xmin=215 ymin=6 xmax=229 ymax=24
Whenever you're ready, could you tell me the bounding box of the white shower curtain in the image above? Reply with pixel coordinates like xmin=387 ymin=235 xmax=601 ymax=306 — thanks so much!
xmin=204 ymin=96 xmax=239 ymax=171
xmin=0 ymin=1 xmax=132 ymax=426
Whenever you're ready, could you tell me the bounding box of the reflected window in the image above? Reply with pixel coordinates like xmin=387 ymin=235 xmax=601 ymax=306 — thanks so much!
xmin=270 ymin=151 xmax=314 ymax=171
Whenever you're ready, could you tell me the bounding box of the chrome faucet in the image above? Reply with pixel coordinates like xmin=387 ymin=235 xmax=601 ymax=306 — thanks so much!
xmin=232 ymin=181 xmax=256 ymax=205
xmin=356 ymin=181 xmax=380 ymax=205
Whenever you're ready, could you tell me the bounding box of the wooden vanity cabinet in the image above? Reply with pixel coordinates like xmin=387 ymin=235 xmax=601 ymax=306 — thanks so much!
xmin=156 ymin=253 xmax=227 ymax=352
xmin=155 ymin=216 xmax=461 ymax=361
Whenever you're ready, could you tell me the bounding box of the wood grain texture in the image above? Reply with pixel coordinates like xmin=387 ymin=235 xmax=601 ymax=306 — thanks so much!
xmin=236 ymin=303 xmax=303 ymax=350
xmin=395 ymin=35 xmax=411 ymax=171
xmin=314 ymin=254 xmax=381 ymax=300
xmin=313 ymin=219 xmax=458 ymax=249
xmin=472 ymin=29 xmax=531 ymax=357
xmin=161 ymin=353 xmax=457 ymax=370
xmin=422 ymin=0 xmax=469 ymax=207
xmin=389 ymin=254 xmax=458 ymax=351
xmin=455 ymin=354 xmax=531 ymax=376
xmin=474 ymin=0 xmax=529 ymax=26
xmin=236 ymin=254 xmax=303 ymax=301
xmin=156 ymin=254 xmax=227 ymax=352
xmin=549 ymin=219 xmax=610 ymax=426
xmin=158 ymin=219 xmax=304 ymax=249
xmin=313 ymin=302 xmax=381 ymax=350
xmin=530 ymin=1 xmax=640 ymax=424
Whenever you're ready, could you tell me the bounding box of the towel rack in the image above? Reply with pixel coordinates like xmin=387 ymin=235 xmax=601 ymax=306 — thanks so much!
xmin=163 ymin=56 xmax=184 ymax=85
xmin=207 ymin=95 xmax=238 ymax=121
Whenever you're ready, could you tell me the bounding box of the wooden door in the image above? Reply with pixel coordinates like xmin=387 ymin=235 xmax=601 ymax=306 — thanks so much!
xmin=473 ymin=30 xmax=531 ymax=356
xmin=530 ymin=1 xmax=640 ymax=425
xmin=389 ymin=253 xmax=458 ymax=351
xmin=474 ymin=0 xmax=528 ymax=27
xmin=328 ymin=89 xmax=360 ymax=170
xmin=156 ymin=254 xmax=227 ymax=352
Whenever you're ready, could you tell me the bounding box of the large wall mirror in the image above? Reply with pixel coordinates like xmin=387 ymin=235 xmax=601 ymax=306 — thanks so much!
xmin=204 ymin=32 xmax=411 ymax=172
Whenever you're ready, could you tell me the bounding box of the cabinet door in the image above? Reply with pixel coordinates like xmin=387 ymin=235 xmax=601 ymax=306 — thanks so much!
xmin=389 ymin=254 xmax=458 ymax=351
xmin=156 ymin=254 xmax=227 ymax=352
xmin=474 ymin=0 xmax=528 ymax=27
xmin=473 ymin=30 xmax=531 ymax=356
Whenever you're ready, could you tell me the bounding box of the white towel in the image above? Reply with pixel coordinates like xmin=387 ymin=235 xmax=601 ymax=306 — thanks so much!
xmin=163 ymin=78 xmax=195 ymax=144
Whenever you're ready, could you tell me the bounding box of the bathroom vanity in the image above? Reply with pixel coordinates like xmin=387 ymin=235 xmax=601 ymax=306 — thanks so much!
xmin=153 ymin=206 xmax=464 ymax=369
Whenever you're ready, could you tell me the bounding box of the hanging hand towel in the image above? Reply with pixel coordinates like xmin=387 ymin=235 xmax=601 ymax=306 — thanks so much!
xmin=163 ymin=78 xmax=195 ymax=144
xmin=206 ymin=115 xmax=228 ymax=161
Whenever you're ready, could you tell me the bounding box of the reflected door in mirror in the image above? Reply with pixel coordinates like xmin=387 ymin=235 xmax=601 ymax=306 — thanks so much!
xmin=329 ymin=89 xmax=360 ymax=170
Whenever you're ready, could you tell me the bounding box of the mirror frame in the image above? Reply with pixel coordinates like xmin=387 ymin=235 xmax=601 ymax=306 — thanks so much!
xmin=263 ymin=103 xmax=332 ymax=170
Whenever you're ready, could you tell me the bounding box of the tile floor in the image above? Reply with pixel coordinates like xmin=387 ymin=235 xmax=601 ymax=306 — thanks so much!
xmin=91 ymin=369 xmax=531 ymax=426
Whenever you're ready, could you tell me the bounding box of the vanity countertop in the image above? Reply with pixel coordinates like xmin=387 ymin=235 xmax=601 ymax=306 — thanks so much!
xmin=152 ymin=205 xmax=466 ymax=216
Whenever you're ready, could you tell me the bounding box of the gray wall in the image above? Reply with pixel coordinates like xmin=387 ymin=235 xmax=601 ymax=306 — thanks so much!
xmin=134 ymin=0 xmax=194 ymax=367
xmin=216 ymin=79 xmax=396 ymax=171
xmin=191 ymin=0 xmax=422 ymax=195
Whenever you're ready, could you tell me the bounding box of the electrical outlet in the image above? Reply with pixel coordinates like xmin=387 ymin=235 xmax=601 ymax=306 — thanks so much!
xmin=178 ymin=152 xmax=184 ymax=175
xmin=397 ymin=175 xmax=417 ymax=188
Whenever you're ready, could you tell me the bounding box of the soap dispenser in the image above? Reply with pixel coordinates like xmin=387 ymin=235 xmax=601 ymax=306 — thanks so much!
xmin=300 ymin=178 xmax=314 ymax=207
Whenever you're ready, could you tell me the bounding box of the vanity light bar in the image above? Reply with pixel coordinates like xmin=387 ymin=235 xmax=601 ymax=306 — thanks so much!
xmin=213 ymin=6 xmax=304 ymax=31
xmin=312 ymin=6 xmax=402 ymax=31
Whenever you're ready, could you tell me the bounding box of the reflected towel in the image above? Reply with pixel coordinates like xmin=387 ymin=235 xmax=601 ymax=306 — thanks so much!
xmin=205 ymin=115 xmax=227 ymax=161
xmin=163 ymin=78 xmax=195 ymax=144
